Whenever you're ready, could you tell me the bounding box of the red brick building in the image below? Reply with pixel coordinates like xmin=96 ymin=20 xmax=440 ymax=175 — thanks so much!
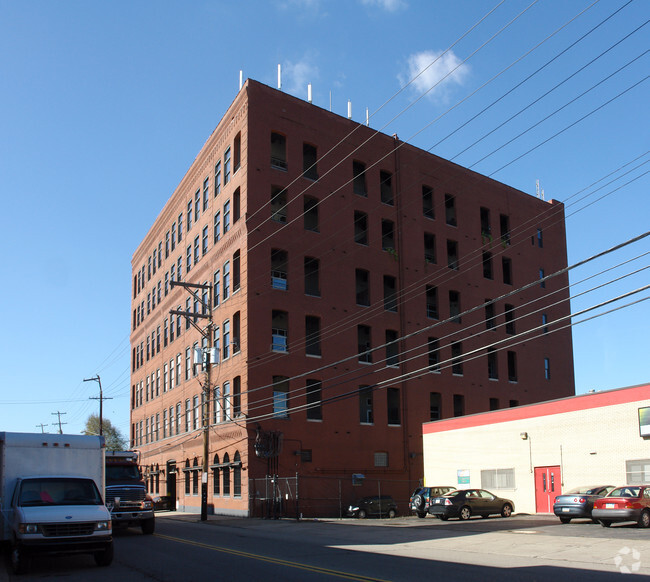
xmin=130 ymin=79 xmax=575 ymax=517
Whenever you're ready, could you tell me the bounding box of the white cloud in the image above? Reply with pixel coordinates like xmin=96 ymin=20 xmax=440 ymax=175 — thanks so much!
xmin=361 ymin=0 xmax=407 ymax=11
xmin=399 ymin=50 xmax=470 ymax=104
xmin=282 ymin=58 xmax=320 ymax=97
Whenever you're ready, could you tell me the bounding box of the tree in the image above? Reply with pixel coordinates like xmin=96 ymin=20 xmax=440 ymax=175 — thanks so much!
xmin=83 ymin=414 xmax=128 ymax=451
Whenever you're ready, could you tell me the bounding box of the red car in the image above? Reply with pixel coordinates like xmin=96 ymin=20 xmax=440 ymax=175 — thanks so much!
xmin=592 ymin=485 xmax=650 ymax=527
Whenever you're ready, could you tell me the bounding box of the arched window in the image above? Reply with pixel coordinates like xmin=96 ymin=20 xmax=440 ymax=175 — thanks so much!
xmin=223 ymin=453 xmax=231 ymax=497
xmin=212 ymin=454 xmax=220 ymax=496
xmin=233 ymin=451 xmax=241 ymax=497
xmin=192 ymin=457 xmax=199 ymax=496
xmin=184 ymin=459 xmax=190 ymax=495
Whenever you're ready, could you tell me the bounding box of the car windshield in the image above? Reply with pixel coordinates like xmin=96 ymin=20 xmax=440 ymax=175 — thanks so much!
xmin=609 ymin=486 xmax=641 ymax=498
xmin=19 ymin=477 xmax=102 ymax=506
xmin=107 ymin=464 xmax=141 ymax=480
xmin=443 ymin=490 xmax=463 ymax=498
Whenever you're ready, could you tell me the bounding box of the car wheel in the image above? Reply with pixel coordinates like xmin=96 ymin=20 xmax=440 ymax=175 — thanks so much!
xmin=358 ymin=509 xmax=367 ymax=519
xmin=440 ymin=515 xmax=449 ymax=521
xmin=11 ymin=541 xmax=30 ymax=575
xmin=459 ymin=506 xmax=471 ymax=521
xmin=417 ymin=512 xmax=427 ymax=519
xmin=559 ymin=517 xmax=571 ymax=524
xmin=501 ymin=504 xmax=513 ymax=518
xmin=388 ymin=509 xmax=396 ymax=519
xmin=141 ymin=517 xmax=156 ymax=535
xmin=638 ymin=510 xmax=650 ymax=528
xmin=94 ymin=542 xmax=114 ymax=567
xmin=600 ymin=520 xmax=612 ymax=528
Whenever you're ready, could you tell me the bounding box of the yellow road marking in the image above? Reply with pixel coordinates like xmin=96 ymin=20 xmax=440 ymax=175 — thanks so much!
xmin=155 ymin=533 xmax=390 ymax=581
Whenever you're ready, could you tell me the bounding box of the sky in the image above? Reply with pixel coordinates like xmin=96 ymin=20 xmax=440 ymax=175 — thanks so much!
xmin=0 ymin=0 xmax=648 ymax=440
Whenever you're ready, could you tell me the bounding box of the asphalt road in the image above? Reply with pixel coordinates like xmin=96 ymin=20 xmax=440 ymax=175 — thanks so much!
xmin=3 ymin=513 xmax=650 ymax=580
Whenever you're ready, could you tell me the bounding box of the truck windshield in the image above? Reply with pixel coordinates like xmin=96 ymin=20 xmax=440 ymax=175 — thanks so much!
xmin=19 ymin=477 xmax=103 ymax=506
xmin=106 ymin=465 xmax=141 ymax=480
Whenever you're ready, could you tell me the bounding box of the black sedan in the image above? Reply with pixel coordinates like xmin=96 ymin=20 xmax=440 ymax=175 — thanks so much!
xmin=553 ymin=485 xmax=614 ymax=524
xmin=428 ymin=489 xmax=514 ymax=521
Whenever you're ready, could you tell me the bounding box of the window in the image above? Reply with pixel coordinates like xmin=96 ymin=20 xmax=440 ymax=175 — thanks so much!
xmin=223 ymin=200 xmax=231 ymax=233
xmin=178 ymin=213 xmax=183 ymax=242
xmin=185 ymin=399 xmax=191 ymax=432
xmin=304 ymin=257 xmax=320 ymax=297
xmin=233 ymin=250 xmax=240 ymax=292
xmin=163 ymin=363 xmax=169 ymax=392
xmin=385 ymin=329 xmax=399 ymax=367
xmin=505 ymin=304 xmax=516 ymax=334
xmin=193 ymin=395 xmax=200 ymax=430
xmin=202 ymin=226 xmax=208 ymax=255
xmin=428 ymin=337 xmax=440 ymax=372
xmin=502 ymin=257 xmax=512 ymax=285
xmin=193 ymin=236 xmax=200 ymax=265
xmin=387 ymin=388 xmax=400 ymax=425
xmin=233 ymin=188 xmax=240 ymax=223
xmin=430 ymin=392 xmax=441 ymax=421
xmin=224 ymin=147 xmax=231 ymax=185
xmin=544 ymin=357 xmax=551 ymax=380
xmin=214 ymin=161 xmax=221 ymax=196
xmin=271 ymin=132 xmax=287 ymax=170
xmin=222 ymin=454 xmax=230 ymax=496
xmin=424 ymin=233 xmax=436 ymax=264
xmin=354 ymin=211 xmax=368 ymax=245
xmin=381 ymin=220 xmax=395 ymax=252
xmin=223 ymin=381 xmax=231 ymax=422
xmin=271 ymin=186 xmax=287 ymax=223
xmin=485 ymin=301 xmax=496 ymax=330
xmin=380 ymin=170 xmax=393 ymax=205
xmin=233 ymin=451 xmax=241 ymax=497
xmin=303 ymin=143 xmax=318 ymax=180
xmin=272 ymin=310 xmax=288 ymax=352
xmin=626 ymin=460 xmax=650 ymax=485
xmin=359 ymin=386 xmax=373 ymax=424
xmin=223 ymin=319 xmax=230 ymax=360
xmin=542 ymin=313 xmax=549 ymax=333
xmin=383 ymin=275 xmax=397 ymax=312
xmin=489 ymin=398 xmax=500 ymax=410
xmin=233 ymin=376 xmax=241 ymax=416
xmin=453 ymin=394 xmax=465 ymax=417
xmin=449 ymin=290 xmax=461 ymax=324
xmin=223 ymin=261 xmax=230 ymax=299
xmin=488 ymin=348 xmax=498 ymax=379
xmin=374 ymin=452 xmax=388 ymax=467
xmin=213 ymin=328 xmax=220 ymax=365
xmin=500 ymin=214 xmax=510 ymax=246
xmin=355 ymin=269 xmax=370 ymax=306
xmin=447 ymin=239 xmax=459 ymax=270
xmin=451 ymin=342 xmax=463 ymax=375
xmin=169 ymin=406 xmax=175 ymax=436
xmin=213 ymin=386 xmax=221 ymax=424
xmin=480 ymin=206 xmax=491 ymax=238
xmin=426 ymin=285 xmax=438 ymax=319
xmin=171 ymin=222 xmax=177 ymax=251
xmin=353 ymin=161 xmax=367 ymax=196
xmin=422 ymin=185 xmax=434 ymax=219
xmin=305 ymin=316 xmax=321 ymax=357
xmin=186 ymin=245 xmax=192 ymax=273
xmin=537 ymin=228 xmax=543 ymax=248
xmin=212 ymin=454 xmax=220 ymax=495
xmin=445 ymin=194 xmax=457 ymax=226
xmin=273 ymin=376 xmax=289 ymax=418
xmin=306 ymin=379 xmax=322 ymax=420
xmin=165 ymin=232 xmax=170 ymax=258
xmin=509 ymin=400 xmax=519 ymax=408
xmin=176 ymin=353 xmax=182 ymax=384
xmin=539 ymin=268 xmax=546 ymax=288
xmin=507 ymin=351 xmax=518 ymax=382
xmin=213 ymin=270 xmax=220 ymax=307
xmin=195 ymin=189 xmax=201 ymax=222
xmin=187 ymin=200 xmax=193 ymax=231
xmin=482 ymin=252 xmax=493 ymax=279
xmin=233 ymin=312 xmax=240 ymax=354
xmin=270 ymin=249 xmax=288 ymax=290
xmin=304 ymin=196 xmax=319 ymax=232
xmin=357 ymin=325 xmax=372 ymax=363
xmin=481 ymin=468 xmax=515 ymax=489
xmin=213 ymin=211 xmax=221 ymax=243
xmin=233 ymin=132 xmax=241 ymax=173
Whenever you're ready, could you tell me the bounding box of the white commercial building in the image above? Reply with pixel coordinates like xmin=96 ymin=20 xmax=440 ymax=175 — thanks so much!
xmin=422 ymin=383 xmax=650 ymax=514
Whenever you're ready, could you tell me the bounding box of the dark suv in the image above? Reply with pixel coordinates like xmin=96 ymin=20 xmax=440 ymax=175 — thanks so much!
xmin=410 ymin=486 xmax=456 ymax=518
xmin=347 ymin=495 xmax=398 ymax=518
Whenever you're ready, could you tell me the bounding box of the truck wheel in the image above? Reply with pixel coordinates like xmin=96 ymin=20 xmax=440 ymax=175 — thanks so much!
xmin=11 ymin=541 xmax=30 ymax=575
xmin=141 ymin=517 xmax=156 ymax=535
xmin=94 ymin=541 xmax=114 ymax=567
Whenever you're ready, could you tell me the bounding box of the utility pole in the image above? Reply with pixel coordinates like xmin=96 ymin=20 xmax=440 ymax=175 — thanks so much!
xmin=84 ymin=375 xmax=112 ymax=436
xmin=170 ymin=280 xmax=213 ymax=522
xmin=51 ymin=411 xmax=67 ymax=434
xmin=35 ymin=423 xmax=48 ymax=433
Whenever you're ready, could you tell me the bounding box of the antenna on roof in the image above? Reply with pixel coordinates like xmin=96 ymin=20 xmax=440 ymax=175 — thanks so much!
xmin=329 ymin=91 xmax=332 ymax=112
xmin=277 ymin=64 xmax=282 ymax=90
xmin=348 ymin=100 xmax=352 ymax=120
xmin=536 ymin=180 xmax=545 ymax=200
xmin=239 ymin=70 xmax=243 ymax=91
xmin=366 ymin=107 xmax=369 ymax=126
xmin=308 ymin=83 xmax=312 ymax=103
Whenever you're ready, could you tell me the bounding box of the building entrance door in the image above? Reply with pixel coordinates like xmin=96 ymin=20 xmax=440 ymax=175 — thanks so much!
xmin=166 ymin=460 xmax=177 ymax=508
xmin=534 ymin=465 xmax=561 ymax=513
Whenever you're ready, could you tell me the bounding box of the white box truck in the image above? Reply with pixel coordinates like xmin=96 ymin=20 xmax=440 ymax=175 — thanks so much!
xmin=0 ymin=432 xmax=113 ymax=574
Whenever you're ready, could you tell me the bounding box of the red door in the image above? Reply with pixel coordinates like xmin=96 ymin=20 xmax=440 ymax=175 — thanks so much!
xmin=534 ymin=466 xmax=561 ymax=513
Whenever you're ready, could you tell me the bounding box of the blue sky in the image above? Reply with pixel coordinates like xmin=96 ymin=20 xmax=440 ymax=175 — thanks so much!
xmin=1 ymin=0 xmax=648 ymax=439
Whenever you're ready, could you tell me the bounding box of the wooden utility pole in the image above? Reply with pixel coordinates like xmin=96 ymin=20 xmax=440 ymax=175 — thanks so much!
xmin=84 ymin=375 xmax=112 ymax=436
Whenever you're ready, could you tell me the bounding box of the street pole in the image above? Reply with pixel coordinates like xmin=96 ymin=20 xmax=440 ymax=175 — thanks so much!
xmin=84 ymin=375 xmax=111 ymax=436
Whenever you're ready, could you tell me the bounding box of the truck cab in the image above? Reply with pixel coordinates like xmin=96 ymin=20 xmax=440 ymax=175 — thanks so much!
xmin=105 ymin=451 xmax=155 ymax=534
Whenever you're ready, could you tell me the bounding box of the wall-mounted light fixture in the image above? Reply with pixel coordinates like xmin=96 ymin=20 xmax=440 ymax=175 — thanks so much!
xmin=520 ymin=432 xmax=529 ymax=440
